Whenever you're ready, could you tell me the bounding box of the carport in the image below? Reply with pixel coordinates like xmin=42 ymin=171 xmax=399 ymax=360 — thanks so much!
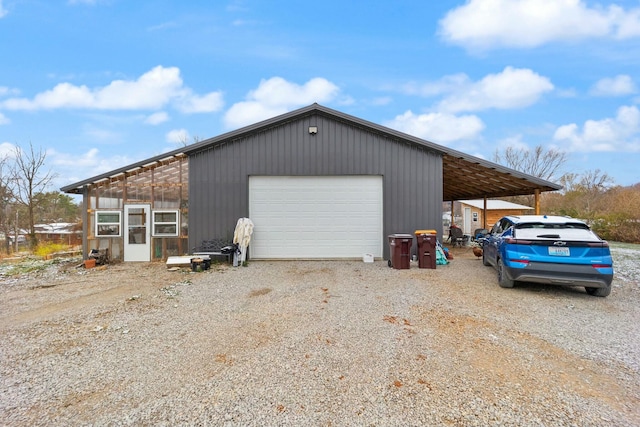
xmin=441 ymin=151 xmax=559 ymax=229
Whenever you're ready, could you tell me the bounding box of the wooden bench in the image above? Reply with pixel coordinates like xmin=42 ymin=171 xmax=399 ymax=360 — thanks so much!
xmin=192 ymin=239 xmax=235 ymax=264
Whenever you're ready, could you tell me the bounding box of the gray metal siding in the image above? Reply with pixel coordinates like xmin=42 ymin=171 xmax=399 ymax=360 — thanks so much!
xmin=188 ymin=113 xmax=443 ymax=259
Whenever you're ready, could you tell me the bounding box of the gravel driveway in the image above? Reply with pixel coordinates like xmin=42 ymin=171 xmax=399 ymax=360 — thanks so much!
xmin=1 ymin=246 xmax=639 ymax=426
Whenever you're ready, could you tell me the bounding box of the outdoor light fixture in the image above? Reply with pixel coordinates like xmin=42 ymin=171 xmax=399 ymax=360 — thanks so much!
xmin=308 ymin=126 xmax=318 ymax=135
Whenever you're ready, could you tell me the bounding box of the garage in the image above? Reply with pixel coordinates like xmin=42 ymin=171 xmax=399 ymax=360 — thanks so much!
xmin=249 ymin=176 xmax=383 ymax=259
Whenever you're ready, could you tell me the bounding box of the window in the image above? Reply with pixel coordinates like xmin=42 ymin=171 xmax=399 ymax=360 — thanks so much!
xmin=152 ymin=210 xmax=179 ymax=236
xmin=96 ymin=211 xmax=121 ymax=236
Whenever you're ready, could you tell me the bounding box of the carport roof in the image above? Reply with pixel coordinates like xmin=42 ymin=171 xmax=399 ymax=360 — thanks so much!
xmin=61 ymin=104 xmax=562 ymax=199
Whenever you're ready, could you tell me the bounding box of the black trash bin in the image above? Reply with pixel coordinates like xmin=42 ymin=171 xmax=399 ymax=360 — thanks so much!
xmin=415 ymin=231 xmax=437 ymax=269
xmin=388 ymin=234 xmax=413 ymax=269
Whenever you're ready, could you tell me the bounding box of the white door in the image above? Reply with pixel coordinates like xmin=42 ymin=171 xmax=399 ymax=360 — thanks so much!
xmin=249 ymin=176 xmax=383 ymax=259
xmin=124 ymin=204 xmax=151 ymax=262
xmin=464 ymin=207 xmax=472 ymax=235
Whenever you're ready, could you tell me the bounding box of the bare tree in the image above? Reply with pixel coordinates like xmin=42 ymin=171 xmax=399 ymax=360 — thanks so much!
xmin=0 ymin=154 xmax=14 ymax=253
xmin=493 ymin=145 xmax=568 ymax=182
xmin=577 ymin=169 xmax=614 ymax=192
xmin=11 ymin=142 xmax=57 ymax=249
xmin=493 ymin=145 xmax=568 ymax=207
xmin=177 ymin=134 xmax=202 ymax=147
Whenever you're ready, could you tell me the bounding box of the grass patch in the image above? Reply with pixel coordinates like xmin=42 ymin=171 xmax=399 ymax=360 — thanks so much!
xmin=0 ymin=258 xmax=55 ymax=276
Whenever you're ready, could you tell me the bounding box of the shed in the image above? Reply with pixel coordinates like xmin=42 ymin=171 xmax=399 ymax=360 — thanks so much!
xmin=61 ymin=104 xmax=561 ymax=262
xmin=457 ymin=200 xmax=533 ymax=235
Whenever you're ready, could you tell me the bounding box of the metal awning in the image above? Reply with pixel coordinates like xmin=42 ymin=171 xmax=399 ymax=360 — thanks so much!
xmin=442 ymin=152 xmax=560 ymax=200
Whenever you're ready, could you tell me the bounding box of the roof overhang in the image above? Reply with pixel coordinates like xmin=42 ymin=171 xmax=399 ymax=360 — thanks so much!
xmin=441 ymin=152 xmax=560 ymax=200
xmin=60 ymin=153 xmax=187 ymax=194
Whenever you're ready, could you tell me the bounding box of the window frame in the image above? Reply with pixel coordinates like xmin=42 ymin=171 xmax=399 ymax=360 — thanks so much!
xmin=95 ymin=210 xmax=122 ymax=237
xmin=152 ymin=209 xmax=180 ymax=237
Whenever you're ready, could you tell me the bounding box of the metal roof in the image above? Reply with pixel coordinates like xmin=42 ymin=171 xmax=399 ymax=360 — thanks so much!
xmin=61 ymin=103 xmax=562 ymax=198
xmin=461 ymin=199 xmax=533 ymax=210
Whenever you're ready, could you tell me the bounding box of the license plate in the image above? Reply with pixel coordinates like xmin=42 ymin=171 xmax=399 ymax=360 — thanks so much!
xmin=548 ymin=247 xmax=570 ymax=256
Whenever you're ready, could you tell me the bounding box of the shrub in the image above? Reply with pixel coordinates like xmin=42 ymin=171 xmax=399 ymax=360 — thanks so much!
xmin=591 ymin=214 xmax=640 ymax=244
xmin=33 ymin=242 xmax=72 ymax=258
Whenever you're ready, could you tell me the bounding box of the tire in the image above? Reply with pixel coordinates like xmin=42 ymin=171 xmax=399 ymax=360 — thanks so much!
xmin=497 ymin=258 xmax=515 ymax=288
xmin=388 ymin=259 xmax=392 ymax=268
xmin=585 ymin=285 xmax=611 ymax=297
xmin=482 ymin=247 xmax=491 ymax=266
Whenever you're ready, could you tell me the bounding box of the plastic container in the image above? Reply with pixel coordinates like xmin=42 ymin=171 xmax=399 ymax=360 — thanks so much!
xmin=388 ymin=234 xmax=413 ymax=269
xmin=415 ymin=231 xmax=437 ymax=269
xmin=414 ymin=229 xmax=437 ymax=236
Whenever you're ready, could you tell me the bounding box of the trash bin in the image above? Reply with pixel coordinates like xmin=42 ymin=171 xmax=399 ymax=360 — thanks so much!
xmin=388 ymin=234 xmax=413 ymax=269
xmin=415 ymin=231 xmax=437 ymax=269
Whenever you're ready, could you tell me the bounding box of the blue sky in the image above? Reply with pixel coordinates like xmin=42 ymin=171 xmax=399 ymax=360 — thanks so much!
xmin=1 ymin=0 xmax=639 ymax=192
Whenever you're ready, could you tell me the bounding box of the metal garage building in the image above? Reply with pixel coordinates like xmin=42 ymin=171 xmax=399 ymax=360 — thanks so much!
xmin=62 ymin=104 xmax=561 ymax=262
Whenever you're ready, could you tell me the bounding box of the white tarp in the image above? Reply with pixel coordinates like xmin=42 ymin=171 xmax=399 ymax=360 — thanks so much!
xmin=233 ymin=217 xmax=254 ymax=265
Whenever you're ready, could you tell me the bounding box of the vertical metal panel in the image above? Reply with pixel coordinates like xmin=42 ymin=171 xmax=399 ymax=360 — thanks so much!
xmin=188 ymin=113 xmax=443 ymax=259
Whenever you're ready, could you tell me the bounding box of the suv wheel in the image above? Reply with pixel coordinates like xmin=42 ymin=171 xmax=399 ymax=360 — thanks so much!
xmin=498 ymin=258 xmax=515 ymax=288
xmin=585 ymin=285 xmax=611 ymax=297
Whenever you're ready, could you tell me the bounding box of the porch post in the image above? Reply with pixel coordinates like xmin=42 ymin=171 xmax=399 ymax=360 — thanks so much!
xmin=534 ymin=189 xmax=541 ymax=215
xmin=82 ymin=186 xmax=89 ymax=259
xmin=450 ymin=201 xmax=454 ymax=226
xmin=483 ymin=196 xmax=488 ymax=229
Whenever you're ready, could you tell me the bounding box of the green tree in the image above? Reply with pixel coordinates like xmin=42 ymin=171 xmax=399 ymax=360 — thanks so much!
xmin=33 ymin=192 xmax=80 ymax=224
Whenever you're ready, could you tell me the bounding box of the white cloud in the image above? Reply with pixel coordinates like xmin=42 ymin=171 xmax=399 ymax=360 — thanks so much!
xmin=0 ymin=142 xmax=15 ymax=157
xmin=590 ymin=75 xmax=637 ymax=97
xmin=0 ymin=86 xmax=20 ymax=97
xmin=409 ymin=67 xmax=553 ymax=113
xmin=439 ymin=0 xmax=640 ymax=50
xmin=610 ymin=5 xmax=640 ymax=39
xmin=403 ymin=73 xmax=469 ymax=97
xmin=49 ymin=148 xmax=133 ymax=180
xmin=496 ymin=135 xmax=532 ymax=151
xmin=384 ymin=111 xmax=485 ymax=143
xmin=553 ymin=105 xmax=640 ymax=152
xmin=47 ymin=148 xmax=132 ymax=171
xmin=166 ymin=128 xmax=190 ymax=144
xmin=223 ymin=77 xmax=339 ymax=129
xmin=145 ymin=112 xmax=169 ymax=125
xmin=176 ymin=91 xmax=224 ymax=113
xmin=50 ymin=147 xmax=100 ymax=167
xmin=0 ymin=66 xmax=224 ymax=114
xmin=0 ymin=0 xmax=8 ymax=18
xmin=0 ymin=112 xmax=9 ymax=125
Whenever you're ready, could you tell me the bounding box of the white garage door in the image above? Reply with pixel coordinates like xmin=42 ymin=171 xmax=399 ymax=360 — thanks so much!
xmin=249 ymin=176 xmax=383 ymax=259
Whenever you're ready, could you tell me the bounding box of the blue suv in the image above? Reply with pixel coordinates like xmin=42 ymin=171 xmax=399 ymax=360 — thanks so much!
xmin=482 ymin=215 xmax=614 ymax=297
